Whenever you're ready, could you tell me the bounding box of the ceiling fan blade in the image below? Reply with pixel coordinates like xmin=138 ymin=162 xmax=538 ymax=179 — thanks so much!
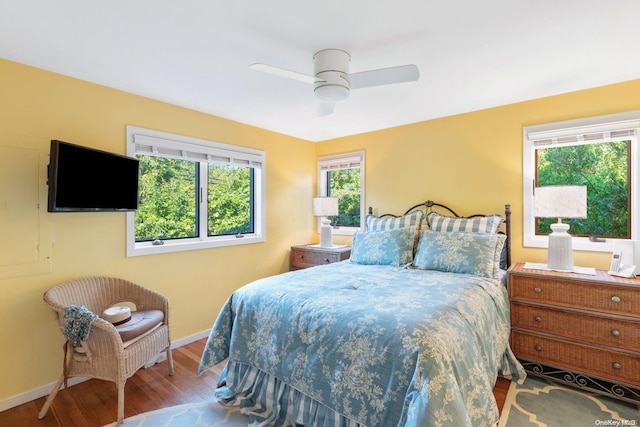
xmin=316 ymin=101 xmax=335 ymax=116
xmin=349 ymin=64 xmax=419 ymax=89
xmin=249 ymin=63 xmax=320 ymax=84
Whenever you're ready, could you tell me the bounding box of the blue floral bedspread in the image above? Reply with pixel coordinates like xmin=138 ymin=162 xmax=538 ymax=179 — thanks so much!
xmin=199 ymin=261 xmax=525 ymax=427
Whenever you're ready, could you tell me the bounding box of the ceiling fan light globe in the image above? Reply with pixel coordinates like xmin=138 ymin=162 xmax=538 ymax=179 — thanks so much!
xmin=315 ymin=85 xmax=349 ymax=102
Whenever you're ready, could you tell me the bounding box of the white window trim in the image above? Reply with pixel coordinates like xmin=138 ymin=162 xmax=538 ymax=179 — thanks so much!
xmin=317 ymin=151 xmax=365 ymax=236
xmin=523 ymin=111 xmax=640 ymax=253
xmin=126 ymin=126 xmax=266 ymax=257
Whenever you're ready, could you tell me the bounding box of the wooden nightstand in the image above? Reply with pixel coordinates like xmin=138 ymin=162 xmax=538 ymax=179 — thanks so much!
xmin=508 ymin=262 xmax=640 ymax=403
xmin=290 ymin=244 xmax=351 ymax=270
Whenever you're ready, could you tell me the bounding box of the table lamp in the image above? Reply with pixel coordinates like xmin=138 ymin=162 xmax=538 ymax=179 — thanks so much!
xmin=313 ymin=197 xmax=339 ymax=247
xmin=534 ymin=185 xmax=587 ymax=272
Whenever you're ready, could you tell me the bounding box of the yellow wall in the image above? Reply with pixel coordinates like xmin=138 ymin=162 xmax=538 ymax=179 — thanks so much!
xmin=0 ymin=58 xmax=316 ymax=402
xmin=318 ymin=78 xmax=640 ymax=269
xmin=1 ymin=55 xmax=639 ymax=407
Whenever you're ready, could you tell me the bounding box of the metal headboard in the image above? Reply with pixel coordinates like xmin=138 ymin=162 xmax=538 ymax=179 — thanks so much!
xmin=367 ymin=200 xmax=512 ymax=268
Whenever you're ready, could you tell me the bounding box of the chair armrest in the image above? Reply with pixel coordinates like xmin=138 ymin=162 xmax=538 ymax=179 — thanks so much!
xmin=85 ymin=317 xmax=126 ymax=353
xmin=59 ymin=317 xmax=127 ymax=380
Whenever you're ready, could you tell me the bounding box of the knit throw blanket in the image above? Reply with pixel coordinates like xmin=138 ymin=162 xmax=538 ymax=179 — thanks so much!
xmin=63 ymin=305 xmax=97 ymax=342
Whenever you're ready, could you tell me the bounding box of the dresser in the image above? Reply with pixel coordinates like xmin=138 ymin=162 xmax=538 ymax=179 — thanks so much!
xmin=508 ymin=262 xmax=640 ymax=403
xmin=290 ymin=244 xmax=351 ymax=270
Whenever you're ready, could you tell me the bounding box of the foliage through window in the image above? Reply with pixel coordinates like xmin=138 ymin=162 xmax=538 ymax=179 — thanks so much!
xmin=523 ymin=112 xmax=640 ymax=252
xmin=126 ymin=127 xmax=265 ymax=256
xmin=327 ymin=168 xmax=361 ymax=227
xmin=207 ymin=165 xmax=253 ymax=236
xmin=136 ymin=156 xmax=198 ymax=241
xmin=318 ymin=152 xmax=365 ymax=234
xmin=536 ymin=141 xmax=630 ymax=239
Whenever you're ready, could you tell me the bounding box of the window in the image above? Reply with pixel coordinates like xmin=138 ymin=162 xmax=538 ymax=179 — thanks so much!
xmin=126 ymin=126 xmax=265 ymax=256
xmin=317 ymin=152 xmax=365 ymax=235
xmin=523 ymin=112 xmax=640 ymax=253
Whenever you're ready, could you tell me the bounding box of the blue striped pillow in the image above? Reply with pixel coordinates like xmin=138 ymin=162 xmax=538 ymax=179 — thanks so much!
xmin=366 ymin=209 xmax=425 ymax=232
xmin=427 ymin=212 xmax=503 ymax=234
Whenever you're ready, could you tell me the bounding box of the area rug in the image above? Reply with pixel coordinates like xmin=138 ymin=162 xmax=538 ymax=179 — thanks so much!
xmin=499 ymin=375 xmax=639 ymax=426
xmin=103 ymin=400 xmax=248 ymax=427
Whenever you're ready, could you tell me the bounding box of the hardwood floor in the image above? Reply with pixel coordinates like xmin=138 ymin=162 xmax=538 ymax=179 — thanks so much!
xmin=494 ymin=375 xmax=511 ymax=414
xmin=0 ymin=338 xmax=511 ymax=426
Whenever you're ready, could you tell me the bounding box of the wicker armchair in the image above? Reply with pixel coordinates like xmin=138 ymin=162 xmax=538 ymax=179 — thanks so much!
xmin=38 ymin=277 xmax=174 ymax=425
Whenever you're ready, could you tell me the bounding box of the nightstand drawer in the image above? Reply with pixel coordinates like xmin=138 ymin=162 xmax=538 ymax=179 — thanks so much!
xmin=511 ymin=330 xmax=640 ymax=386
xmin=291 ymin=249 xmax=339 ymax=268
xmin=511 ymin=302 xmax=640 ymax=353
xmin=510 ymin=274 xmax=640 ymax=318
xmin=290 ymin=245 xmax=351 ymax=270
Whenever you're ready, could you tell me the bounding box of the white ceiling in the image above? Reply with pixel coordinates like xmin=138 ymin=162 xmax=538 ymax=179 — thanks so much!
xmin=1 ymin=1 xmax=639 ymax=142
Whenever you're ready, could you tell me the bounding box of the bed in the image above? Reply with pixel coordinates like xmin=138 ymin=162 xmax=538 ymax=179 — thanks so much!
xmin=198 ymin=200 xmax=526 ymax=426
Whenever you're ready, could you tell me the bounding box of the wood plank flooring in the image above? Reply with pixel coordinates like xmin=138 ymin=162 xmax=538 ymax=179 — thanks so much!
xmin=0 ymin=338 xmax=511 ymax=426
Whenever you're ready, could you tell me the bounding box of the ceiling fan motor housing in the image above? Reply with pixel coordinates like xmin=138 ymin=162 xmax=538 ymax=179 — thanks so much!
xmin=314 ymin=49 xmax=350 ymax=102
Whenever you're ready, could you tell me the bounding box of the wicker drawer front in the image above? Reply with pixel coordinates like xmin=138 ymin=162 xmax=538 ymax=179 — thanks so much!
xmin=510 ymin=274 xmax=640 ymax=318
xmin=511 ymin=331 xmax=640 ymax=385
xmin=291 ymin=249 xmax=339 ymax=269
xmin=511 ymin=302 xmax=640 ymax=353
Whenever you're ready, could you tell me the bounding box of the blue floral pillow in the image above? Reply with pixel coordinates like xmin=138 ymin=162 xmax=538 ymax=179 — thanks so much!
xmin=350 ymin=226 xmax=415 ymax=266
xmin=413 ymin=230 xmax=506 ymax=280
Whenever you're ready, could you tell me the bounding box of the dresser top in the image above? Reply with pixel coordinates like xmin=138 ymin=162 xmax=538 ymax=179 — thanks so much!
xmin=509 ymin=262 xmax=640 ymax=287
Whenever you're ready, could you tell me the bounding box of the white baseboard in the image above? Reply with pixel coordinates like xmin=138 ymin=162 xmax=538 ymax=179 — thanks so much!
xmin=0 ymin=329 xmax=211 ymax=413
xmin=171 ymin=329 xmax=210 ymax=348
xmin=0 ymin=376 xmax=91 ymax=414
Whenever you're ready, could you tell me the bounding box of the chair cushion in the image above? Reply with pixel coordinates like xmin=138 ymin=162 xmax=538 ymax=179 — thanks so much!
xmin=113 ymin=309 xmax=164 ymax=342
xmin=122 ymin=323 xmax=163 ymax=349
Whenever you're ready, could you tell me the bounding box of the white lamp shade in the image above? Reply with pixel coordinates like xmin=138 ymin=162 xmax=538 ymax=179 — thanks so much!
xmin=534 ymin=185 xmax=587 ymax=219
xmin=534 ymin=185 xmax=587 ymax=272
xmin=313 ymin=197 xmax=339 ymax=217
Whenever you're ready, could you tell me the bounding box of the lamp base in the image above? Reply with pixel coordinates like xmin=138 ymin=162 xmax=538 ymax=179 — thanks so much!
xmin=547 ymin=222 xmax=574 ymax=272
xmin=319 ymin=219 xmax=334 ymax=248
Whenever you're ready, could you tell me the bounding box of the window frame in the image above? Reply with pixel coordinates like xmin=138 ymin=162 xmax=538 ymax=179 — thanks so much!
xmin=317 ymin=151 xmax=365 ymax=236
xmin=126 ymin=126 xmax=266 ymax=257
xmin=523 ymin=112 xmax=640 ymax=253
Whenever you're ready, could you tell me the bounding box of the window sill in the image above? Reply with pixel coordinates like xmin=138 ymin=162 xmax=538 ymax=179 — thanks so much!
xmin=524 ymin=235 xmax=628 ymax=253
xmin=127 ymin=234 xmax=265 ymax=257
xmin=328 ymin=226 xmax=361 ymax=236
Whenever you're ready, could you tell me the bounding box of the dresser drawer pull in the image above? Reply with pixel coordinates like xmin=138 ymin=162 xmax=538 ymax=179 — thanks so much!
xmin=534 ymin=287 xmax=542 ymax=293
xmin=612 ymin=362 xmax=622 ymax=370
xmin=611 ymin=295 xmax=621 ymax=303
xmin=534 ymin=316 xmax=542 ymax=322
xmin=611 ymin=329 xmax=621 ymax=337
xmin=324 ymin=258 xmax=331 ymax=263
xmin=534 ymin=345 xmax=542 ymax=352
xmin=298 ymin=254 xmax=304 ymax=259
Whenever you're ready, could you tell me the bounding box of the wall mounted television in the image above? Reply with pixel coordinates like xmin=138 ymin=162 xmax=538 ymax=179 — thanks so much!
xmin=47 ymin=140 xmax=140 ymax=212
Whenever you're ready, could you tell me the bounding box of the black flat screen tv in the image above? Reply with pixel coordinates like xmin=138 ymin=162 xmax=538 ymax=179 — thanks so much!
xmin=47 ymin=140 xmax=140 ymax=212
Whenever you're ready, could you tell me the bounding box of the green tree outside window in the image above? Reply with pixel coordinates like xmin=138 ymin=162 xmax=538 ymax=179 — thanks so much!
xmin=327 ymin=168 xmax=361 ymax=227
xmin=536 ymin=140 xmax=629 ymax=238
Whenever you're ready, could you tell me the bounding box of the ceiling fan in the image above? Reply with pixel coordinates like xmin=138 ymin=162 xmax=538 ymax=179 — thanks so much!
xmin=250 ymin=49 xmax=420 ymax=115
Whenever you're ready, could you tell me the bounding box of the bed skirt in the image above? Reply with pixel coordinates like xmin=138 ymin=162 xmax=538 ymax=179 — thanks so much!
xmin=216 ymin=361 xmax=364 ymax=427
